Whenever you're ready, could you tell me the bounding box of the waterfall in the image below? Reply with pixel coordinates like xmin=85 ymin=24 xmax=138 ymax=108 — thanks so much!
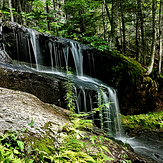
xmin=70 ymin=42 xmax=83 ymax=76
xmin=11 ymin=27 xmax=124 ymax=137
xmin=26 ymin=28 xmax=41 ymax=70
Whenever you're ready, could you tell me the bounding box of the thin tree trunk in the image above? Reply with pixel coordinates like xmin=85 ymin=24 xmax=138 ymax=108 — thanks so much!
xmin=138 ymin=0 xmax=146 ymax=65
xmin=46 ymin=0 xmax=50 ymax=31
xmin=119 ymin=13 xmax=123 ymax=52
xmin=146 ymin=0 xmax=157 ymax=75
xmin=103 ymin=0 xmax=112 ymax=25
xmin=2 ymin=0 xmax=6 ymax=20
xmin=79 ymin=9 xmax=86 ymax=33
xmin=102 ymin=3 xmax=106 ymax=40
xmin=111 ymin=0 xmax=117 ymax=49
xmin=136 ymin=14 xmax=140 ymax=62
xmin=8 ymin=0 xmax=14 ymax=22
xmin=120 ymin=1 xmax=126 ymax=54
xmin=158 ymin=0 xmax=163 ymax=75
xmin=18 ymin=0 xmax=26 ymax=25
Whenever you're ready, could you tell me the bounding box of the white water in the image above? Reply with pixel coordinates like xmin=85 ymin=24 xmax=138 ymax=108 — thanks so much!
xmin=116 ymin=136 xmax=163 ymax=163
xmin=22 ymin=28 xmax=123 ymax=136
xmin=14 ymin=27 xmax=163 ymax=162
xmin=26 ymin=28 xmax=42 ymax=70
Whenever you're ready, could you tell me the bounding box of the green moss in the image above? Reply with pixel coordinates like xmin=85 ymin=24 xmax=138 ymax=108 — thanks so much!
xmin=33 ymin=137 xmax=54 ymax=153
xmin=23 ymin=134 xmax=55 ymax=154
xmin=23 ymin=123 xmax=55 ymax=154
xmin=122 ymin=111 xmax=163 ymax=132
xmin=108 ymin=51 xmax=145 ymax=89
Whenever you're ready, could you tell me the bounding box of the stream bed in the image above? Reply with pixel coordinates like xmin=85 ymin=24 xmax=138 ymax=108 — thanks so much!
xmin=117 ymin=134 xmax=163 ymax=163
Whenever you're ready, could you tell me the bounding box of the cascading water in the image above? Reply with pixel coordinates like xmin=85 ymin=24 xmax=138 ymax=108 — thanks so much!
xmin=12 ymin=27 xmax=123 ymax=137
xmin=26 ymin=28 xmax=42 ymax=70
xmin=5 ymin=25 xmax=163 ymax=162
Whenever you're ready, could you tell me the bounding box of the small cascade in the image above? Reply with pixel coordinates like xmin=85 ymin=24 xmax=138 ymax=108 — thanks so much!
xmin=27 ymin=28 xmax=41 ymax=70
xmin=70 ymin=42 xmax=83 ymax=76
xmin=48 ymin=42 xmax=54 ymax=71
xmin=6 ymin=26 xmax=124 ymax=137
xmin=3 ymin=24 xmax=163 ymax=162
xmin=68 ymin=75 xmax=124 ymax=136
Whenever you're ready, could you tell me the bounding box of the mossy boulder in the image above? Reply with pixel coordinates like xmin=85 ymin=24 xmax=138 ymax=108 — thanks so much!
xmin=92 ymin=49 xmax=157 ymax=115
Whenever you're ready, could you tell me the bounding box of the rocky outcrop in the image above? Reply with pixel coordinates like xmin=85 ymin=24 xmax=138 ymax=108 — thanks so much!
xmin=0 ymin=50 xmax=12 ymax=64
xmin=0 ymin=87 xmax=146 ymax=163
xmin=1 ymin=22 xmax=157 ymax=115
xmin=0 ymin=63 xmax=66 ymax=107
xmin=92 ymin=51 xmax=157 ymax=115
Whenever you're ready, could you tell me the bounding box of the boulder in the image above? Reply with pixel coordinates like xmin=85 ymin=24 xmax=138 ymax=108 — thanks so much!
xmin=0 ymin=64 xmax=66 ymax=107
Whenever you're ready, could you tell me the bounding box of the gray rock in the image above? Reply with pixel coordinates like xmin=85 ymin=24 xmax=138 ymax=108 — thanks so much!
xmin=0 ymin=50 xmax=12 ymax=63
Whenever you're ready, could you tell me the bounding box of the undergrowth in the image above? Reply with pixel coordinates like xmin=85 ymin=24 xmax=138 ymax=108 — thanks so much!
xmin=122 ymin=111 xmax=163 ymax=131
xmin=0 ymin=75 xmax=134 ymax=163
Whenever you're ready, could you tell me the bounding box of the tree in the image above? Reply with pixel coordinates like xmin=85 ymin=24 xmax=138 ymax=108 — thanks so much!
xmin=145 ymin=0 xmax=157 ymax=75
xmin=158 ymin=0 xmax=163 ymax=75
xmin=8 ymin=0 xmax=14 ymax=22
xmin=120 ymin=0 xmax=126 ymax=54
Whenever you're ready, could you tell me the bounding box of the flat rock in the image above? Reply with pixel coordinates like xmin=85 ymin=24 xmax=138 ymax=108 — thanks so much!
xmin=0 ymin=87 xmax=69 ymax=137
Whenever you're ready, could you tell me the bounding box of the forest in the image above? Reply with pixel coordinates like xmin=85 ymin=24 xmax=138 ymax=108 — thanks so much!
xmin=0 ymin=0 xmax=163 ymax=163
xmin=1 ymin=0 xmax=163 ymax=76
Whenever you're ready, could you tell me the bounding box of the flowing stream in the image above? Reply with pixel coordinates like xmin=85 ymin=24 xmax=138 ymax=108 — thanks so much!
xmin=4 ymin=26 xmax=163 ymax=162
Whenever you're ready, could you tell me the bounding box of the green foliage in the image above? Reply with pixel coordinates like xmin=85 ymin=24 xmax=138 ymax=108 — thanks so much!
xmin=51 ymin=116 xmax=114 ymax=163
xmin=122 ymin=111 xmax=163 ymax=131
xmin=80 ymin=35 xmax=111 ymax=51
xmin=65 ymin=72 xmax=76 ymax=115
xmin=0 ymin=131 xmax=25 ymax=162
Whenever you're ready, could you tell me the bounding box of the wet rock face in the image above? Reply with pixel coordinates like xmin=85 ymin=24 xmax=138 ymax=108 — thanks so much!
xmin=1 ymin=22 xmax=157 ymax=115
xmin=0 ymin=64 xmax=66 ymax=107
xmin=0 ymin=50 xmax=12 ymax=64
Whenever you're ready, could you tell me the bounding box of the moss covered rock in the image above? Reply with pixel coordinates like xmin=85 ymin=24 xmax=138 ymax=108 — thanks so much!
xmin=92 ymin=50 xmax=157 ymax=115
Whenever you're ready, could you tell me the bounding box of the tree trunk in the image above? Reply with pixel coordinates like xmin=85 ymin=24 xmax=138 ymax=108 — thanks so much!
xmin=79 ymin=9 xmax=86 ymax=33
xmin=137 ymin=0 xmax=146 ymax=65
xmin=145 ymin=0 xmax=157 ymax=75
xmin=111 ymin=0 xmax=117 ymax=49
xmin=2 ymin=0 xmax=6 ymax=20
xmin=46 ymin=0 xmax=50 ymax=31
xmin=120 ymin=0 xmax=126 ymax=55
xmin=103 ymin=0 xmax=112 ymax=25
xmin=8 ymin=0 xmax=14 ymax=22
xmin=158 ymin=0 xmax=163 ymax=75
xmin=102 ymin=3 xmax=106 ymax=40
xmin=136 ymin=14 xmax=140 ymax=62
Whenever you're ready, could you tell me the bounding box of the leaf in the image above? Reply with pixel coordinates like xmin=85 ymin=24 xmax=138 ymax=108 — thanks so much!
xmin=78 ymin=152 xmax=96 ymax=162
xmin=103 ymin=155 xmax=114 ymax=161
xmin=101 ymin=146 xmax=111 ymax=154
xmin=17 ymin=140 xmax=24 ymax=151
xmin=13 ymin=149 xmax=19 ymax=154
xmin=12 ymin=158 xmax=23 ymax=163
xmin=26 ymin=160 xmax=34 ymax=163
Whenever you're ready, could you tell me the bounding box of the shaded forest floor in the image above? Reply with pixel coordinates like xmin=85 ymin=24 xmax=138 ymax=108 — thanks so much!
xmin=152 ymin=91 xmax=163 ymax=112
